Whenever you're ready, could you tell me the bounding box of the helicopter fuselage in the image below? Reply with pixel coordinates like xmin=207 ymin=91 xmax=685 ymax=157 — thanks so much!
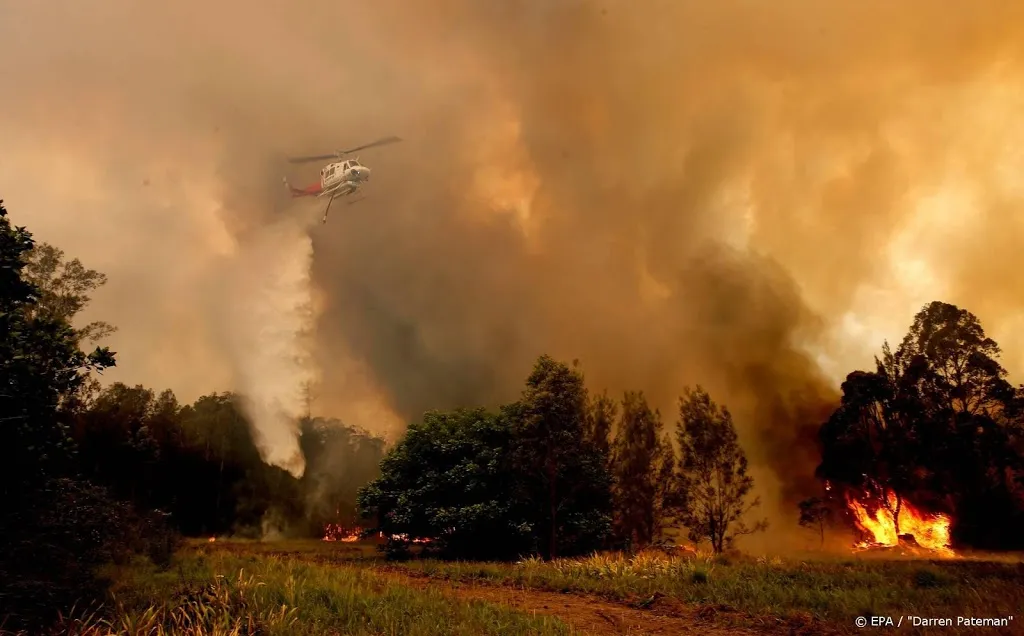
xmin=320 ymin=159 xmax=370 ymax=197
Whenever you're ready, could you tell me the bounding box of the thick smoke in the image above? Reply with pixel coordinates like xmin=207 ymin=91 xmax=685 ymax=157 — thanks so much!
xmin=3 ymin=0 xmax=1024 ymax=545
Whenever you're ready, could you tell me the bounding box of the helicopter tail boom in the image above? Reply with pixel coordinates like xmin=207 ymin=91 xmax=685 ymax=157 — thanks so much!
xmin=282 ymin=177 xmax=322 ymax=197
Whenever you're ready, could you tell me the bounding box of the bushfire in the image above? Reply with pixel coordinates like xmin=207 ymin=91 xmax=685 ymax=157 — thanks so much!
xmin=321 ymin=524 xmax=433 ymax=544
xmin=845 ymin=488 xmax=954 ymax=557
xmin=322 ymin=524 xmax=362 ymax=542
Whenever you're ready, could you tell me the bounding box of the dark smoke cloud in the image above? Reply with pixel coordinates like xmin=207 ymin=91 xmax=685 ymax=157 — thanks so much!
xmin=3 ymin=0 xmax=1024 ymax=547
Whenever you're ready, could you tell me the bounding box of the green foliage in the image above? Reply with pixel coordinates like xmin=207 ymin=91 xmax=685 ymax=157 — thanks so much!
xmin=358 ymin=408 xmax=531 ymax=560
xmin=360 ymin=356 xmax=613 ymax=561
xmin=512 ymin=356 xmax=613 ymax=559
xmin=610 ymin=391 xmax=674 ymax=550
xmin=674 ymin=386 xmax=767 ymax=553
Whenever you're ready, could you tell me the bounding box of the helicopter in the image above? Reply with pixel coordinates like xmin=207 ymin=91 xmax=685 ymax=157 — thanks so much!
xmin=283 ymin=135 xmax=401 ymax=224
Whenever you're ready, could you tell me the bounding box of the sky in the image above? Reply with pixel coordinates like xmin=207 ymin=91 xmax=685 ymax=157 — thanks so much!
xmin=2 ymin=0 xmax=1023 ymax=547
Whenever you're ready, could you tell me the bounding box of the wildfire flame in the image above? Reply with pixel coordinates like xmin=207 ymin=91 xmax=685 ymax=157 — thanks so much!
xmin=322 ymin=524 xmax=362 ymax=542
xmin=321 ymin=524 xmax=433 ymax=544
xmin=846 ymin=489 xmax=954 ymax=556
xmin=208 ymin=537 xmax=216 ymax=543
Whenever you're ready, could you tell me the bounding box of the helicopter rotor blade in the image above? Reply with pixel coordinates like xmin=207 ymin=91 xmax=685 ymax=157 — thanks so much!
xmin=337 ymin=136 xmax=402 ymax=155
xmin=288 ymin=136 xmax=401 ymax=164
xmin=287 ymin=153 xmax=339 ymax=164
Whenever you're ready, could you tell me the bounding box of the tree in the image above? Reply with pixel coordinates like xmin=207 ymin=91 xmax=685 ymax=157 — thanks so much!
xmin=673 ymin=386 xmax=767 ymax=553
xmin=358 ymin=408 xmax=531 ymax=560
xmin=797 ymin=497 xmax=832 ymax=548
xmin=585 ymin=390 xmax=616 ymax=463
xmin=890 ymin=301 xmax=1014 ymax=418
xmin=0 ymin=200 xmax=116 ymax=485
xmin=0 ymin=201 xmax=129 ymax=630
xmin=359 ymin=355 xmax=613 ymax=561
xmin=21 ymin=242 xmax=116 ymax=344
xmin=816 ymin=301 xmax=1024 ymax=549
xmin=610 ymin=391 xmax=674 ymax=550
xmin=815 ymin=368 xmax=921 ymax=538
xmin=511 ymin=356 xmax=612 ymax=559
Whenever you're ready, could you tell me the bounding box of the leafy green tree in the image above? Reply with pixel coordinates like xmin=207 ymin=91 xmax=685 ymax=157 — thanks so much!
xmin=511 ymin=356 xmax=612 ymax=559
xmin=674 ymin=386 xmax=767 ymax=553
xmin=610 ymin=391 xmax=674 ymax=550
xmin=358 ymin=408 xmax=531 ymax=560
xmin=359 ymin=355 xmax=613 ymax=561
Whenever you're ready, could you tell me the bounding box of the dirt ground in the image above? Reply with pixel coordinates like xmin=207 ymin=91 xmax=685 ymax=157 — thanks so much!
xmin=374 ymin=568 xmax=827 ymax=636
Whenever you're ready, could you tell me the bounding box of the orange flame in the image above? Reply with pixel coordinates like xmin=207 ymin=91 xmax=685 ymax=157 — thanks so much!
xmin=207 ymin=537 xmax=216 ymax=543
xmin=322 ymin=524 xmax=363 ymax=542
xmin=390 ymin=533 xmax=432 ymax=544
xmin=846 ymin=489 xmax=953 ymax=556
xmin=321 ymin=524 xmax=433 ymax=544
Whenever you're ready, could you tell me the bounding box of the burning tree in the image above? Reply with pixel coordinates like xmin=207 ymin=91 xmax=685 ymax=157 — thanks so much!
xmin=816 ymin=301 xmax=1024 ymax=552
xmin=844 ymin=486 xmax=953 ymax=555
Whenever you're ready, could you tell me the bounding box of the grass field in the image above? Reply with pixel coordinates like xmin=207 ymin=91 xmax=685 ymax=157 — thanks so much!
xmin=401 ymin=551 xmax=1023 ymax=623
xmin=51 ymin=547 xmax=570 ymax=636
xmin=51 ymin=539 xmax=1024 ymax=635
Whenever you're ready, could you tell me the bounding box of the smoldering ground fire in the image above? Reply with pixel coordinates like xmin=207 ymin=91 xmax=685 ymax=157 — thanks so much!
xmin=3 ymin=0 xmax=1024 ymax=547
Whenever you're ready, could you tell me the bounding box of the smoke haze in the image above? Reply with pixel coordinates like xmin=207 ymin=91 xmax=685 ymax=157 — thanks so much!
xmin=3 ymin=0 xmax=1023 ymax=542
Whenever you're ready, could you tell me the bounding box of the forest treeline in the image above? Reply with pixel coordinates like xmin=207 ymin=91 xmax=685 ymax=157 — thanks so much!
xmin=0 ymin=201 xmax=386 ymax=630
xmin=356 ymin=358 xmax=765 ymax=560
xmin=3 ymin=199 xmax=1024 ymax=631
xmin=356 ymin=296 xmax=1024 ymax=558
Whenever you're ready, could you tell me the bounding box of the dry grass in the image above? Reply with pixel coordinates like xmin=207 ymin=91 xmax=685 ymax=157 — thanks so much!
xmin=35 ymin=550 xmax=570 ymax=636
